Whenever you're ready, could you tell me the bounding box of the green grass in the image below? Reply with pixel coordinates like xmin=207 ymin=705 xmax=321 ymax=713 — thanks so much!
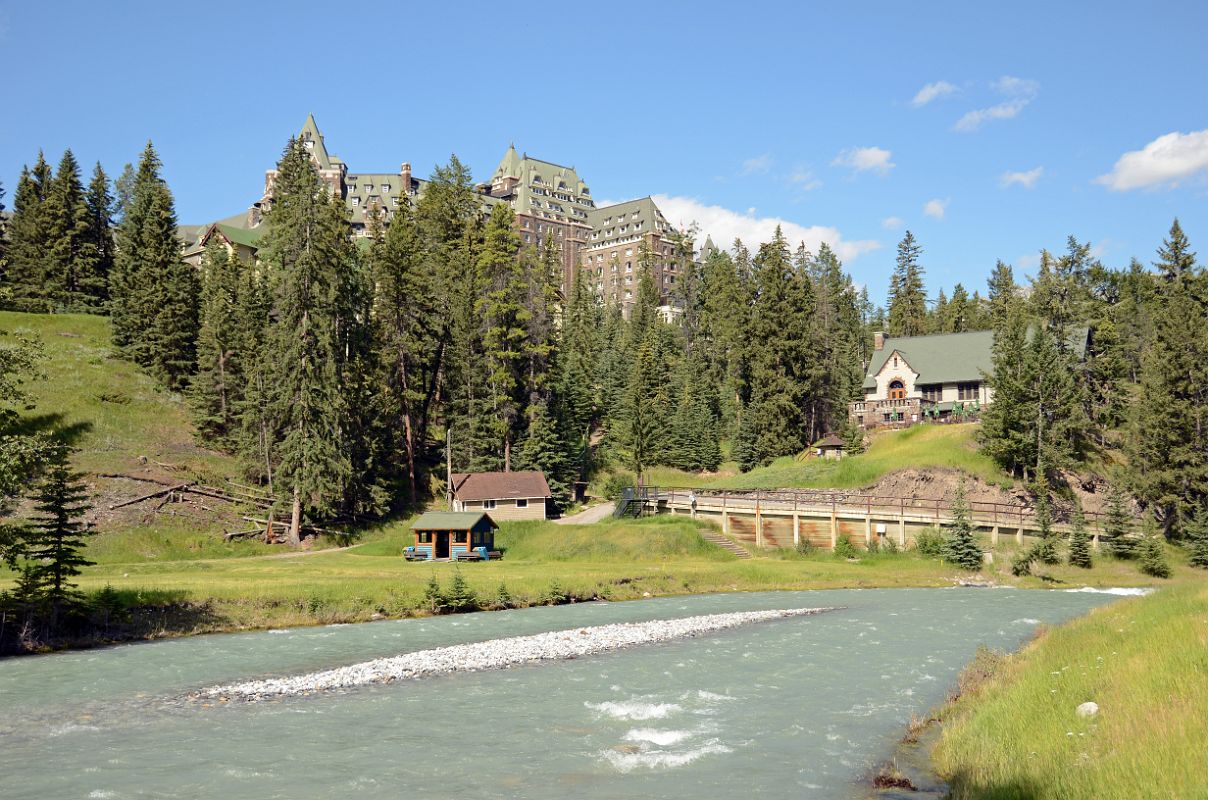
xmin=605 ymin=425 xmax=1012 ymax=492
xmin=931 ymin=578 xmax=1208 ymax=799
xmin=0 ymin=310 xmax=240 ymax=480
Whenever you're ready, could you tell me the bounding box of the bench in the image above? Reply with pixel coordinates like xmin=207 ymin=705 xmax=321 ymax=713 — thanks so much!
xmin=453 ymin=551 xmax=482 ymax=562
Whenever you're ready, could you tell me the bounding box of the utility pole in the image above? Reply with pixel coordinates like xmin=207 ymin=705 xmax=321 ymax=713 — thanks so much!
xmin=446 ymin=428 xmax=454 ymax=511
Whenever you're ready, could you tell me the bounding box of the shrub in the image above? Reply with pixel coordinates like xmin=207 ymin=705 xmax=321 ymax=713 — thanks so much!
xmin=794 ymin=538 xmax=815 ymax=556
xmin=915 ymin=527 xmax=945 ymax=557
xmin=1011 ymin=545 xmax=1036 ymax=576
xmin=1139 ymin=532 xmax=1172 ymax=579
xmin=601 ymin=472 xmax=636 ymax=500
xmin=833 ymin=535 xmax=859 ymax=559
xmin=542 ymin=581 xmax=569 ymax=605
xmin=422 ymin=573 xmax=443 ymax=613
xmin=494 ymin=582 xmax=513 ymax=609
xmin=882 ymin=536 xmax=900 ymax=555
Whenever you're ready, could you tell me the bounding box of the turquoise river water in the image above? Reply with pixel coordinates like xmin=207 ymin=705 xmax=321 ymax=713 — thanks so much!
xmin=0 ymin=588 xmax=1121 ymax=799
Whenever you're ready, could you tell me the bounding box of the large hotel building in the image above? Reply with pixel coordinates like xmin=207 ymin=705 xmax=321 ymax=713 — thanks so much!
xmin=183 ymin=115 xmax=698 ymax=313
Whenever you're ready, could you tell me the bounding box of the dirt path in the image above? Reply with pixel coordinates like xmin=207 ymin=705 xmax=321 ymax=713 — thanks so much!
xmin=554 ymin=502 xmax=615 ymax=525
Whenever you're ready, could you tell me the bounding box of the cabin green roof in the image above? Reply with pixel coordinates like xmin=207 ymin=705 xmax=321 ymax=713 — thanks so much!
xmin=411 ymin=511 xmax=498 ymax=531
xmin=862 ymin=328 xmax=1089 ymax=390
xmin=215 ymin=223 xmax=265 ymax=249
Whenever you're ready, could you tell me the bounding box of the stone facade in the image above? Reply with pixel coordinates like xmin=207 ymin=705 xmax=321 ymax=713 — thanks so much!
xmin=582 ymin=196 xmax=688 ymax=313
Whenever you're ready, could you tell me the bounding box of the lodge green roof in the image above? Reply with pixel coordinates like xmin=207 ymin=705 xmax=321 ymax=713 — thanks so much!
xmin=862 ymin=328 xmax=1089 ymax=389
xmin=411 ymin=511 xmax=498 ymax=531
xmin=215 ymin=223 xmax=265 ymax=249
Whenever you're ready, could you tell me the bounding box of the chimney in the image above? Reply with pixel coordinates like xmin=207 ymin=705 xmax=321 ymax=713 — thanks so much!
xmin=874 ymin=331 xmax=886 ymax=351
xmin=400 ymin=162 xmax=412 ymax=193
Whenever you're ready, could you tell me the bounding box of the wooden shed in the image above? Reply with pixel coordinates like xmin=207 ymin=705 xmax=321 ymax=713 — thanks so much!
xmin=814 ymin=434 xmax=846 ymax=460
xmin=449 ymin=471 xmax=552 ymax=520
xmin=409 ymin=511 xmax=498 ymax=561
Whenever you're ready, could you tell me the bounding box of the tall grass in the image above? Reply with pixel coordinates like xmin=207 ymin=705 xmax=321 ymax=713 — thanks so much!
xmin=0 ymin=310 xmax=240 ymax=479
xmin=932 ymin=580 xmax=1208 ymax=799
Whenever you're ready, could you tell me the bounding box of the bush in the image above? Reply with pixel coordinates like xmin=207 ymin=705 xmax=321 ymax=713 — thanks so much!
xmin=915 ymin=527 xmax=945 ymax=557
xmin=833 ymin=535 xmax=859 ymax=559
xmin=542 ymin=580 xmax=569 ymax=605
xmin=1139 ymin=534 xmax=1172 ymax=579
xmin=494 ymin=582 xmax=513 ymax=609
xmin=881 ymin=536 xmax=900 ymax=554
xmin=1011 ymin=545 xmax=1036 ymax=576
xmin=444 ymin=570 xmax=478 ymax=613
xmin=601 ymin=472 xmax=636 ymax=500
xmin=423 ymin=573 xmax=444 ymax=613
xmin=794 ymin=538 xmax=815 ymax=556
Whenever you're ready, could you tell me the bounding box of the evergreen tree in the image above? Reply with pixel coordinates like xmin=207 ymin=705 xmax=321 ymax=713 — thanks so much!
xmin=1032 ymin=481 xmax=1059 ymax=564
xmin=986 ymin=260 xmax=1018 ymax=334
xmin=0 ymin=180 xmax=6 ymax=287
xmin=1185 ymin=505 xmax=1208 ymax=569
xmin=887 ymin=231 xmax=927 ymax=337
xmin=667 ymin=353 xmax=722 ymax=472
xmin=739 ymin=228 xmax=818 ymax=468
xmin=20 ymin=448 xmax=93 ymax=624
xmin=43 ymin=149 xmax=95 ymax=309
xmin=979 ymin=306 xmax=1035 ymax=476
xmin=1128 ymin=220 xmax=1207 ymax=535
xmin=622 ymin=329 xmax=672 ymax=478
xmin=947 ymin=283 xmax=972 ymax=333
xmin=1104 ymin=481 xmax=1138 ymax=559
xmin=699 ymin=244 xmax=749 ymax=436
xmin=83 ymin=162 xmax=115 ymax=305
xmin=5 ymin=154 xmax=55 ymax=309
xmin=258 ymin=138 xmax=362 ymax=543
xmin=514 ymin=399 xmax=572 ymax=505
xmin=942 ymin=480 xmax=983 ymax=570
xmin=367 ymin=194 xmax=438 ymax=507
xmin=110 ymin=142 xmax=198 ymax=389
xmin=189 ymin=242 xmax=245 ymax=442
xmin=1138 ymin=518 xmax=1172 ymax=578
xmin=1067 ymin=508 xmax=1092 ymax=568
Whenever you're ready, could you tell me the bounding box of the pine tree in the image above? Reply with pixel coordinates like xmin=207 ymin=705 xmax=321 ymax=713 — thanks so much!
xmin=1032 ymin=481 xmax=1060 ymax=564
xmin=986 ymin=260 xmax=1018 ymax=334
xmin=979 ymin=306 xmax=1035 ymax=476
xmin=942 ymin=480 xmax=983 ymax=570
xmin=21 ymin=448 xmax=93 ymax=624
xmin=887 ymin=231 xmax=927 ymax=337
xmin=0 ymin=180 xmax=6 ymax=289
xmin=514 ymin=399 xmax=572 ymax=505
xmin=948 ymin=283 xmax=972 ymax=333
xmin=43 ymin=149 xmax=95 ymax=309
xmin=258 ymin=138 xmax=361 ymax=543
xmin=623 ymin=329 xmax=672 ymax=478
xmin=1128 ymin=220 xmax=1207 ymax=535
xmin=700 ymin=244 xmax=749 ymax=436
xmin=1067 ymin=508 xmax=1092 ymax=568
xmin=1185 ymin=505 xmax=1208 ymax=569
xmin=1104 ymin=481 xmax=1138 ymax=559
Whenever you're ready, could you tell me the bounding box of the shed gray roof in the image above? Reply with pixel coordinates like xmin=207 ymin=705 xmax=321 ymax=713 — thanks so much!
xmin=411 ymin=511 xmax=498 ymax=531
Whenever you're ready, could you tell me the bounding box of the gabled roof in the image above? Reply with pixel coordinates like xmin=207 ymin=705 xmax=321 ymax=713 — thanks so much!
xmin=300 ymin=113 xmax=333 ymax=170
xmin=411 ymin=511 xmax=498 ymax=531
xmin=450 ymin=470 xmax=551 ymax=501
xmin=862 ymin=328 xmax=1089 ymax=389
xmin=815 ymin=434 xmax=844 ymax=449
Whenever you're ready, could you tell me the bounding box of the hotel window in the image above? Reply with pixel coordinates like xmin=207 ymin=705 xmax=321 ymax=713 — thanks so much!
xmin=351 ymin=197 xmax=360 ymax=206
xmin=958 ymin=382 xmax=979 ymax=401
xmin=381 ymin=184 xmax=390 ymax=192
xmin=364 ymin=184 xmax=373 ymax=192
xmin=625 ymin=248 xmax=633 ymax=256
xmin=392 ymin=197 xmax=399 ymax=206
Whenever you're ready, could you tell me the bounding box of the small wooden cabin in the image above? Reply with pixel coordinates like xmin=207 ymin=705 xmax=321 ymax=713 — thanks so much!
xmin=410 ymin=511 xmax=498 ymax=561
xmin=449 ymin=471 xmax=552 ymax=521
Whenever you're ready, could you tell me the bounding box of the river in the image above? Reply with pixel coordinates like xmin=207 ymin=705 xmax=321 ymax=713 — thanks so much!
xmin=0 ymin=588 xmax=1120 ymax=799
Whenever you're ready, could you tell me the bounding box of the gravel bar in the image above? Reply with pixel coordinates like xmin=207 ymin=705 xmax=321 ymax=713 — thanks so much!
xmin=200 ymin=607 xmax=834 ymax=701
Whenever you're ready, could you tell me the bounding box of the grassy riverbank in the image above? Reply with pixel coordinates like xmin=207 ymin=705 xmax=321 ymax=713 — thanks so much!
xmin=2 ymin=515 xmax=1185 ymax=651
xmin=930 ymin=580 xmax=1207 ymax=799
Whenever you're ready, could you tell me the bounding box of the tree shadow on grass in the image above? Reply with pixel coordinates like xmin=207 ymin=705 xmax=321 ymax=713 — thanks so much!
xmin=941 ymin=769 xmax=1045 ymax=800
xmin=8 ymin=412 xmax=93 ymax=448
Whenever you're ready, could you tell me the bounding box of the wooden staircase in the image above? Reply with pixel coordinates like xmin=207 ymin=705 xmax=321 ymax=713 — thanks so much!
xmin=700 ymin=530 xmax=752 ymax=559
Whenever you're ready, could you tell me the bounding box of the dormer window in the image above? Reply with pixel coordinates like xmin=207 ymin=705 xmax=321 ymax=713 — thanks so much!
xmin=893 ymin=356 xmax=899 ymax=367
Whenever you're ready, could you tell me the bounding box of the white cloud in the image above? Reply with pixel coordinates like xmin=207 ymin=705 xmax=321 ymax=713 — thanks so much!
xmin=832 ymin=146 xmax=895 ymax=176
xmin=788 ymin=168 xmax=822 ymax=191
xmin=881 ymin=216 xmax=905 ymax=230
xmin=923 ymin=198 xmax=949 ymax=219
xmin=1000 ymin=167 xmax=1044 ymax=188
xmin=741 ymin=154 xmax=773 ymax=175
xmin=911 ymin=80 xmax=956 ymax=107
xmin=1096 ymin=129 xmax=1208 ymax=191
xmin=954 ymin=76 xmax=1038 ymax=132
xmin=651 ymin=194 xmax=881 ymax=263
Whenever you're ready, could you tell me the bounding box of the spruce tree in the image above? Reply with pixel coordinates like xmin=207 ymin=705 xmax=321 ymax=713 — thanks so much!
xmin=514 ymin=399 xmax=572 ymax=505
xmin=1067 ymin=508 xmax=1092 ymax=568
xmin=0 ymin=180 xmax=6 ymax=288
xmin=1032 ymin=481 xmax=1060 ymax=565
xmin=979 ymin=306 xmax=1035 ymax=476
xmin=5 ymin=154 xmax=55 ymax=309
xmin=887 ymin=231 xmax=927 ymax=337
xmin=43 ymin=149 xmax=94 ymax=309
xmin=21 ymin=448 xmax=93 ymax=624
xmin=83 ymin=162 xmax=115 ymax=305
xmin=1128 ymin=220 xmax=1207 ymax=535
xmin=740 ymin=228 xmax=818 ymax=469
xmin=1185 ymin=505 xmax=1208 ymax=569
xmin=1104 ymin=481 xmax=1138 ymax=559
xmin=258 ymin=138 xmax=361 ymax=543
xmin=1138 ymin=518 xmax=1172 ymax=578
xmin=699 ymin=244 xmax=749 ymax=437
xmin=189 ymin=241 xmax=244 ymax=442
xmin=986 ymin=260 xmax=1018 ymax=334
xmin=623 ymin=329 xmax=672 ymax=478
xmin=942 ymin=480 xmax=983 ymax=570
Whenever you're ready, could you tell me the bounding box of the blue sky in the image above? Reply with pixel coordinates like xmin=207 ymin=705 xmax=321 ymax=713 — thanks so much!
xmin=2 ymin=0 xmax=1206 ymax=304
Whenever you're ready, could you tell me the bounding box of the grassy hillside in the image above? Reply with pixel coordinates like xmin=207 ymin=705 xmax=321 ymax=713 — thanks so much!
xmin=0 ymin=311 xmax=240 ymax=480
xmin=932 ymin=580 xmax=1208 ymax=799
xmin=614 ymin=425 xmax=1011 ymax=492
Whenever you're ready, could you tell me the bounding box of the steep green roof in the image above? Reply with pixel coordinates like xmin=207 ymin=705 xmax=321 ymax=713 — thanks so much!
xmin=215 ymin=223 xmax=265 ymax=250
xmin=411 ymin=511 xmax=498 ymax=531
xmin=862 ymin=328 xmax=1089 ymax=389
xmin=300 ymin=113 xmax=333 ymax=170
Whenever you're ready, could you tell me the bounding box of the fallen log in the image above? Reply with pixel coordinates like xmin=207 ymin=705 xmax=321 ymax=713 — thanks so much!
xmin=242 ymin=516 xmax=348 ymax=537
xmin=223 ymin=528 xmax=263 ymax=541
xmin=109 ymin=483 xmax=191 ymax=510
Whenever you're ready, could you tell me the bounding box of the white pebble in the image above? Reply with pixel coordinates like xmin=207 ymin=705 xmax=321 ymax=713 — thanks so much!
xmin=1076 ymin=701 xmax=1099 ymax=717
